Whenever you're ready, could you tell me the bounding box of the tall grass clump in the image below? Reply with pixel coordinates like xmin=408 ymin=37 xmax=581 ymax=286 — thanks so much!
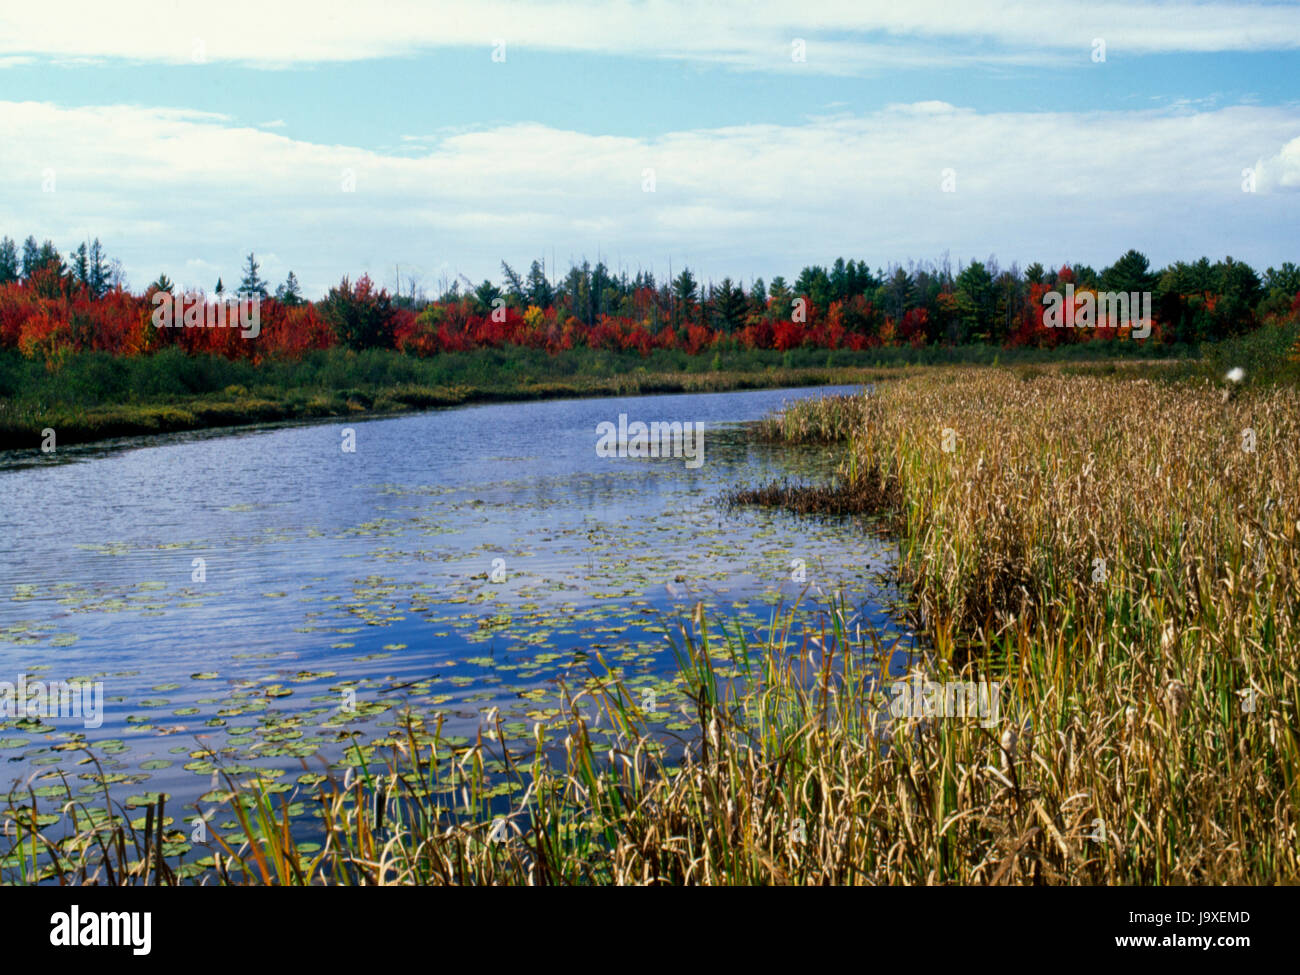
xmin=765 ymin=367 xmax=1300 ymax=882
xmin=8 ymin=603 xmax=1040 ymax=884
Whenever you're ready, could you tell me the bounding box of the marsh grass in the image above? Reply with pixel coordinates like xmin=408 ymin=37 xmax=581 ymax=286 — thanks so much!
xmin=0 ymin=345 xmax=914 ymax=450
xmin=745 ymin=367 xmax=1300 ymax=882
xmin=0 ymin=366 xmax=879 ymax=451
xmin=725 ymin=477 xmax=891 ymax=516
xmin=6 ymin=363 xmax=1297 ymax=884
xmin=5 ymin=599 xmax=1007 ymax=885
xmin=0 ymin=338 xmax=1189 ymax=451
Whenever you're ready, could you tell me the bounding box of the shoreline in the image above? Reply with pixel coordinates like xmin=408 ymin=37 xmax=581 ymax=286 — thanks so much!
xmin=0 ymin=364 xmax=899 ymax=455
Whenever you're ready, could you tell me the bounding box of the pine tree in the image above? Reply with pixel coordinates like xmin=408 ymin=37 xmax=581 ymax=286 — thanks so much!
xmin=1101 ymin=249 xmax=1157 ymax=295
xmin=239 ymin=252 xmax=268 ymax=298
xmin=35 ymin=239 xmax=63 ymax=274
xmin=274 ymin=271 xmax=304 ymax=305
xmin=0 ymin=237 xmax=18 ymax=285
xmin=712 ymin=277 xmax=747 ymax=332
xmin=72 ymin=242 xmax=90 ymax=288
xmin=500 ymin=261 xmax=525 ymax=303
xmin=87 ymin=239 xmax=110 ymax=297
xmin=473 ymin=279 xmax=501 ymax=315
xmin=20 ymin=236 xmax=40 ymax=280
xmin=525 ymin=259 xmax=552 ymax=307
xmin=215 ymin=277 xmax=225 ymax=294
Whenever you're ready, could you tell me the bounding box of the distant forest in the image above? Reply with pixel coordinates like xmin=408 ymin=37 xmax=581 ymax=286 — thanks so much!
xmin=2 ymin=232 xmax=1298 ymax=362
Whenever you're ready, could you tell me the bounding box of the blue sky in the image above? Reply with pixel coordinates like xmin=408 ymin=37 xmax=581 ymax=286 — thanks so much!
xmin=2 ymin=1 xmax=1299 ymax=297
xmin=5 ymin=49 xmax=1298 ymax=145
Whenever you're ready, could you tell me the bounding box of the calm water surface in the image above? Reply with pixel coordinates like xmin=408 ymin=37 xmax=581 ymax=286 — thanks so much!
xmin=0 ymin=385 xmax=916 ymax=848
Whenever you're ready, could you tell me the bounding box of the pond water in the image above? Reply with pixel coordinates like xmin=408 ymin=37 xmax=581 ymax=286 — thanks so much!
xmin=0 ymin=384 xmax=917 ymax=856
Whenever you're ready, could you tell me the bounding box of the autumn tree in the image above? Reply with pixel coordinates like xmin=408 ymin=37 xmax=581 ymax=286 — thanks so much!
xmin=321 ymin=274 xmax=398 ymax=350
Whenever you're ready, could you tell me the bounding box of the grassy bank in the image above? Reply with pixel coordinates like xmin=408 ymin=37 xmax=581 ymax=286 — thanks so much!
xmin=734 ymin=367 xmax=1300 ymax=882
xmin=0 ymin=341 xmax=1189 ymax=451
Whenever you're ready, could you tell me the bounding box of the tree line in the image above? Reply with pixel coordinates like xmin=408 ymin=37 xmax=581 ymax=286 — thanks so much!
xmin=2 ymin=235 xmax=1298 ymax=363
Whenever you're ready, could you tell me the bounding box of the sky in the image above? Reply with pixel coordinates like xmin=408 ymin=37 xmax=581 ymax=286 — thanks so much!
xmin=1 ymin=0 xmax=1299 ymax=298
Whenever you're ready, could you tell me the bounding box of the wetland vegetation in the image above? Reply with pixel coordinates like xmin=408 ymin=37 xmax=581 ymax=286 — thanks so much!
xmin=6 ymin=327 xmax=1297 ymax=883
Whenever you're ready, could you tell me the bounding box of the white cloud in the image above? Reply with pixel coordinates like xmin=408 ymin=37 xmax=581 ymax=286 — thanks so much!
xmin=0 ymin=1 xmax=1298 ymax=72
xmin=1 ymin=99 xmax=1297 ymax=296
xmin=1254 ymin=135 xmax=1300 ymax=191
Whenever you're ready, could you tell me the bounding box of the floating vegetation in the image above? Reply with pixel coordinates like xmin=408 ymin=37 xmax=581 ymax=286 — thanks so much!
xmin=4 ymin=598 xmax=926 ymax=885
xmin=726 ymin=477 xmax=893 ymax=517
xmin=0 ymin=385 xmax=917 ymax=884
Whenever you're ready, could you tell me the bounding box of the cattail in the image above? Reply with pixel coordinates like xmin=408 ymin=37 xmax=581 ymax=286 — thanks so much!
xmin=1163 ymin=679 xmax=1189 ymax=716
xmin=1222 ymin=368 xmax=1245 ymax=402
xmin=999 ymin=726 xmax=1017 ymax=774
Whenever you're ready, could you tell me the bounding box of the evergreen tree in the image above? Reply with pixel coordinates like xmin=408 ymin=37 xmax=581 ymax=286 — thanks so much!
xmin=880 ymin=266 xmax=914 ymax=322
xmin=712 ymin=277 xmax=747 ymax=332
xmin=590 ymin=261 xmax=611 ymax=320
xmin=239 ymin=252 xmax=269 ymax=298
xmin=794 ymin=265 xmax=832 ymax=308
xmin=768 ymin=276 xmax=793 ymax=319
xmin=322 ymin=275 xmax=397 ymax=350
xmin=0 ymin=237 xmax=18 ymax=285
xmin=473 ymin=279 xmax=501 ymax=315
xmin=829 ymin=257 xmax=850 ymax=301
xmin=1100 ymin=249 xmax=1156 ymax=295
xmin=87 ymin=239 xmax=110 ymax=297
xmin=1263 ymin=262 xmax=1300 ymax=297
xmin=1071 ymin=263 xmax=1099 ymax=289
xmin=35 ymin=239 xmax=63 ymax=275
xmin=72 ymin=242 xmax=90 ymax=288
xmin=500 ymin=261 xmax=525 ymax=303
xmin=954 ymin=261 xmax=995 ymax=342
xmin=20 ymin=236 xmax=40 ymax=280
xmin=1258 ymin=262 xmax=1300 ymax=318
xmin=275 ymin=271 xmax=304 ymax=305
xmin=525 ymin=259 xmax=552 ymax=307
